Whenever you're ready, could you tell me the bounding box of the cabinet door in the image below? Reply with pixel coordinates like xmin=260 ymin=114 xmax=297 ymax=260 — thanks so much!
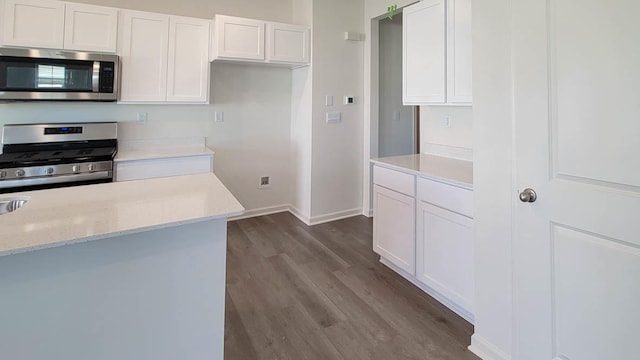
xmin=416 ymin=200 xmax=474 ymax=313
xmin=64 ymin=3 xmax=118 ymax=53
xmin=403 ymin=0 xmax=446 ymax=105
xmin=214 ymin=15 xmax=265 ymax=61
xmin=267 ymin=22 xmax=309 ymax=64
xmin=373 ymin=184 xmax=416 ymax=275
xmin=1 ymin=0 xmax=64 ymax=49
xmin=167 ymin=17 xmax=210 ymax=103
xmin=118 ymin=10 xmax=169 ymax=102
xmin=446 ymin=0 xmax=472 ymax=104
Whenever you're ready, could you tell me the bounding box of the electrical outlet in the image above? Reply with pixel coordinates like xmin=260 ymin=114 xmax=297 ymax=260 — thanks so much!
xmin=136 ymin=112 xmax=148 ymax=125
xmin=259 ymin=176 xmax=271 ymax=189
xmin=443 ymin=115 xmax=452 ymax=128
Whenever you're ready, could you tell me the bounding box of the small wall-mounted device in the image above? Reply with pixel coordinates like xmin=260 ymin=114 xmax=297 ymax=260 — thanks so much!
xmin=344 ymin=32 xmax=365 ymax=41
xmin=344 ymin=96 xmax=355 ymax=105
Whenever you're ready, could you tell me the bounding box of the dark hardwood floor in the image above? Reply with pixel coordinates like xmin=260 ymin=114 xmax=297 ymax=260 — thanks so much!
xmin=225 ymin=212 xmax=480 ymax=360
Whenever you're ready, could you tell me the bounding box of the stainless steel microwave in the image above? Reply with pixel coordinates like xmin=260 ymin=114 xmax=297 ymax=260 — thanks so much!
xmin=0 ymin=48 xmax=118 ymax=101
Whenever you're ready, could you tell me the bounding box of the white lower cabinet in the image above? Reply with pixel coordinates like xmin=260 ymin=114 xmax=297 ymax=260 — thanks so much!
xmin=372 ymin=164 xmax=474 ymax=321
xmin=416 ymin=196 xmax=474 ymax=314
xmin=115 ymin=155 xmax=213 ymax=182
xmin=373 ymin=184 xmax=416 ymax=275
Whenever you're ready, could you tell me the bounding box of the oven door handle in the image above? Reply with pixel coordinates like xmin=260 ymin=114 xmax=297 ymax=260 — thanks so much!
xmin=0 ymin=171 xmax=112 ymax=190
xmin=92 ymin=61 xmax=100 ymax=93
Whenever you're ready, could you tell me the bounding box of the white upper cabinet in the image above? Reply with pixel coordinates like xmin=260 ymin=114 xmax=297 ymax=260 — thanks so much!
xmin=1 ymin=0 xmax=65 ymax=49
xmin=446 ymin=0 xmax=472 ymax=104
xmin=403 ymin=0 xmax=446 ymax=105
xmin=213 ymin=15 xmax=265 ymax=61
xmin=167 ymin=16 xmax=210 ymax=103
xmin=118 ymin=10 xmax=210 ymax=104
xmin=64 ymin=3 xmax=118 ymax=53
xmin=267 ymin=22 xmax=310 ymax=64
xmin=403 ymin=0 xmax=472 ymax=105
xmin=118 ymin=10 xmax=169 ymax=102
xmin=211 ymin=14 xmax=310 ymax=66
xmin=1 ymin=0 xmax=118 ymax=52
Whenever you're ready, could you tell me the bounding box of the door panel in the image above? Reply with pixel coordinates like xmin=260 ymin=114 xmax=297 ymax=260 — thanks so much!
xmin=551 ymin=0 xmax=640 ymax=188
xmin=167 ymin=17 xmax=209 ymax=102
xmin=373 ymin=185 xmax=416 ymax=274
xmin=402 ymin=0 xmax=446 ymax=104
xmin=416 ymin=201 xmax=474 ymax=313
xmin=118 ymin=11 xmax=169 ymax=102
xmin=513 ymin=0 xmax=640 ymax=359
xmin=553 ymin=226 xmax=640 ymax=360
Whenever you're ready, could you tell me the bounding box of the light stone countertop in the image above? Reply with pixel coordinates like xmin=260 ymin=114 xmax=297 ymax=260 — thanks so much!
xmin=371 ymin=154 xmax=473 ymax=189
xmin=114 ymin=137 xmax=214 ymax=162
xmin=0 ymin=173 xmax=244 ymax=257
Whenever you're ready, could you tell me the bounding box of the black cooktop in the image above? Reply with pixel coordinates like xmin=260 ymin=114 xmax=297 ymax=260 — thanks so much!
xmin=0 ymin=138 xmax=118 ymax=168
xmin=0 ymin=147 xmax=117 ymax=167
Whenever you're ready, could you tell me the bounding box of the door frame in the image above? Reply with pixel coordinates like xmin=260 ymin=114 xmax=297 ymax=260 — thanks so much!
xmin=363 ymin=2 xmax=419 ymax=216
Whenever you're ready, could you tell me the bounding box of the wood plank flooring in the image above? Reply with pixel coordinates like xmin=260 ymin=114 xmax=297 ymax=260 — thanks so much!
xmin=225 ymin=212 xmax=480 ymax=360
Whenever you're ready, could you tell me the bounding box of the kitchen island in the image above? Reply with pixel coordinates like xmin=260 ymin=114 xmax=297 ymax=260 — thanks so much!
xmin=0 ymin=173 xmax=243 ymax=360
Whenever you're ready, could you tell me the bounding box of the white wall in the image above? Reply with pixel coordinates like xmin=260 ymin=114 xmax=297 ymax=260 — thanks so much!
xmin=208 ymin=63 xmax=292 ymax=214
xmin=420 ymin=105 xmax=473 ymax=159
xmin=309 ymin=0 xmax=364 ymax=222
xmin=469 ymin=0 xmax=514 ymax=358
xmin=290 ymin=0 xmax=314 ymax=220
xmin=0 ymin=0 xmax=296 ymax=214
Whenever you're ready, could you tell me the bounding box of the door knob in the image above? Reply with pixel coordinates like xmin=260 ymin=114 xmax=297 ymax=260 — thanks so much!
xmin=519 ymin=188 xmax=537 ymax=203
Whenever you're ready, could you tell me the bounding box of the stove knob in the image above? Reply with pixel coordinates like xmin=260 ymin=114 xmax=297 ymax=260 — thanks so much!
xmin=45 ymin=167 xmax=55 ymax=175
xmin=72 ymin=165 xmax=81 ymax=173
xmin=15 ymin=169 xmax=25 ymax=177
xmin=0 ymin=171 xmax=6 ymax=179
xmin=88 ymin=164 xmax=95 ymax=172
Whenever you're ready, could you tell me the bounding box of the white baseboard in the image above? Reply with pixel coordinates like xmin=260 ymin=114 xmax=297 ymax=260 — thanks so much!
xmin=468 ymin=335 xmax=511 ymax=360
xmin=309 ymin=208 xmax=363 ymax=225
xmin=233 ymin=205 xmax=364 ymax=226
xmin=288 ymin=205 xmax=312 ymax=225
xmin=364 ymin=208 xmax=373 ymax=217
xmin=229 ymin=204 xmax=289 ymax=221
xmin=379 ymin=257 xmax=474 ymax=324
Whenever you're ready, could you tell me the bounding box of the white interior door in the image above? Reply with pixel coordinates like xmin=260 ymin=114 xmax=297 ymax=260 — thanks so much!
xmin=513 ymin=1 xmax=640 ymax=359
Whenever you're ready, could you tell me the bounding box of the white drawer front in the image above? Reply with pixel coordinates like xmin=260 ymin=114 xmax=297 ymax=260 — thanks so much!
xmin=417 ymin=177 xmax=473 ymax=218
xmin=115 ymin=156 xmax=212 ymax=182
xmin=373 ymin=165 xmax=415 ymax=197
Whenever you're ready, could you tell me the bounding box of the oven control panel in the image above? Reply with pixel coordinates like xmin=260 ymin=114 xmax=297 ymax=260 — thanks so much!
xmin=0 ymin=161 xmax=112 ymax=182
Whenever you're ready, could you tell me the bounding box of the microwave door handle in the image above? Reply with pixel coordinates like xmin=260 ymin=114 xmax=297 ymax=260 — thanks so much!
xmin=92 ymin=61 xmax=100 ymax=92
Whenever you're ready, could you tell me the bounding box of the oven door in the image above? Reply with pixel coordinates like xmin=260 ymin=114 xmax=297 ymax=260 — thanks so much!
xmin=0 ymin=48 xmax=117 ymax=101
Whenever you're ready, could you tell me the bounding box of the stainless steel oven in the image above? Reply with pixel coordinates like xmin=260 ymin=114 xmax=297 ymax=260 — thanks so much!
xmin=0 ymin=122 xmax=118 ymax=194
xmin=0 ymin=48 xmax=118 ymax=101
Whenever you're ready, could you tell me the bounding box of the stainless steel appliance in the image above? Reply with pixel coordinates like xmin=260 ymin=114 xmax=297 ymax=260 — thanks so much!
xmin=0 ymin=48 xmax=118 ymax=101
xmin=0 ymin=122 xmax=117 ymax=193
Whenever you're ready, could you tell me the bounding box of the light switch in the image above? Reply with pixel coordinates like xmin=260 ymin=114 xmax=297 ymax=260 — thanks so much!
xmin=393 ymin=111 xmax=401 ymax=121
xmin=214 ymin=111 xmax=224 ymax=122
xmin=326 ymin=95 xmax=333 ymax=106
xmin=326 ymin=112 xmax=342 ymax=124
